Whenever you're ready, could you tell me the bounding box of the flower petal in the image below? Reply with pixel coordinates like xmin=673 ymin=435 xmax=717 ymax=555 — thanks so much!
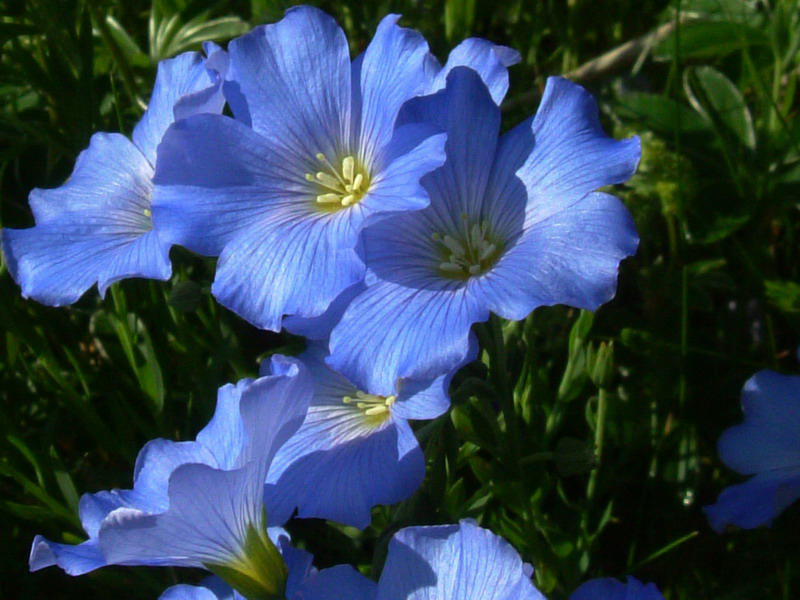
xmin=473 ymin=191 xmax=638 ymax=318
xmin=376 ymin=519 xmax=545 ymax=600
xmin=357 ymin=14 xmax=431 ymax=162
xmin=159 ymin=585 xmax=224 ymax=600
xmin=225 ymin=6 xmax=350 ymax=159
xmin=283 ymin=281 xmax=366 ymax=340
xmin=570 ymin=576 xmax=665 ymax=600
xmin=152 ymin=114 xmax=308 ymax=257
xmin=397 ymin=67 xmax=501 ymax=219
xmin=266 ymin=347 xmax=424 ymax=528
xmin=296 ymin=565 xmax=378 ymax=600
xmin=329 ymin=280 xmax=486 ymax=396
xmin=717 ymin=370 xmax=800 ymax=474
xmin=429 ymin=38 xmax=521 ymax=104
xmin=516 ymin=77 xmax=640 ymax=226
xmin=358 ymin=124 xmax=446 ymax=225
xmin=29 ymin=536 xmax=105 ymax=576
xmin=2 ymin=133 xmax=169 ymax=306
xmin=704 ymin=469 xmax=800 ymax=532
xmin=133 ymin=51 xmax=225 ymax=166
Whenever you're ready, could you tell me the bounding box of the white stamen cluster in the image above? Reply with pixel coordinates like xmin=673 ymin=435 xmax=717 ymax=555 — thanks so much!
xmin=306 ymin=153 xmax=367 ymax=207
xmin=342 ymin=390 xmax=397 ymax=417
xmin=432 ymin=217 xmax=498 ymax=278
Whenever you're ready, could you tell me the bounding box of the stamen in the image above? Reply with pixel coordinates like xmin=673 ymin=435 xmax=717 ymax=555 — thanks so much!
xmin=443 ymin=235 xmax=466 ymax=256
xmin=431 ymin=217 xmax=501 ymax=279
xmin=307 ymin=153 xmax=369 ymax=208
xmin=342 ymin=390 xmax=396 ymax=424
xmin=342 ymin=156 xmax=355 ymax=182
xmin=143 ymin=208 xmax=152 ymax=218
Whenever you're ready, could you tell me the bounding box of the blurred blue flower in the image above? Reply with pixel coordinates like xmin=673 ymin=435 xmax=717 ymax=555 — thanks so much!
xmin=151 ymin=6 xmax=518 ymax=332
xmin=2 ymin=46 xmax=226 ymax=306
xmin=570 ymin=576 xmax=664 ymax=600
xmin=264 ymin=341 xmax=474 ymax=528
xmin=31 ymin=356 xmax=312 ymax=599
xmin=704 ymin=369 xmax=800 ymax=531
xmin=328 ymin=68 xmax=640 ymax=394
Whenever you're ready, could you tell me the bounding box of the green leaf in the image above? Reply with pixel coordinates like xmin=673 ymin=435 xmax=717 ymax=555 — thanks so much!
xmin=655 ymin=20 xmax=767 ymax=60
xmin=683 ymin=65 xmax=756 ymax=149
xmin=765 ymin=279 xmax=800 ymax=314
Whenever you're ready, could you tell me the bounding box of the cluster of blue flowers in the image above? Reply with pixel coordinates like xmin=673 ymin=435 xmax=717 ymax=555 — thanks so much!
xmin=28 ymin=4 xmax=800 ymax=599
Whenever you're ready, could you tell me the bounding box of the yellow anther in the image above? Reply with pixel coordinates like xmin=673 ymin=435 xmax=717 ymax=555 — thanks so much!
xmin=143 ymin=208 xmax=152 ymax=218
xmin=468 ymin=265 xmax=481 ymax=276
xmin=479 ymin=243 xmax=497 ymax=261
xmin=443 ymin=235 xmax=466 ymax=257
xmin=431 ymin=232 xmax=442 ymax=241
xmin=315 ymin=153 xmax=326 ymax=161
xmin=316 ymin=172 xmax=342 ymax=188
xmin=364 ymin=405 xmax=389 ymax=416
xmin=317 ymin=193 xmax=342 ymax=204
xmin=341 ymin=195 xmax=355 ymax=206
xmin=440 ymin=262 xmax=463 ymax=273
xmin=305 ymin=173 xmax=315 ymax=182
xmin=343 ymin=396 xmax=353 ymax=404
xmin=352 ymin=173 xmax=363 ymax=192
xmin=342 ymin=156 xmax=355 ymax=182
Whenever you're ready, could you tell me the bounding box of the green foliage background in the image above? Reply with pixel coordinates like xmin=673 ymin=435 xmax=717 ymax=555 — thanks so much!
xmin=1 ymin=0 xmax=799 ymax=598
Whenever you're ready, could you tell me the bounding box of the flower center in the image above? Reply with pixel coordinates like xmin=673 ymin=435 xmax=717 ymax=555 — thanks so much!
xmin=342 ymin=390 xmax=396 ymax=426
xmin=432 ymin=216 xmax=501 ymax=279
xmin=306 ymin=153 xmax=369 ymax=210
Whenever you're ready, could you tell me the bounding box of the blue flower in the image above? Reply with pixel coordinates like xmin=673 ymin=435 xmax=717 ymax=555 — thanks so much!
xmin=160 ymin=562 xmax=376 ymax=600
xmin=264 ymin=341 xmax=474 ymax=529
xmin=327 ymin=67 xmax=640 ymax=394
xmin=151 ymin=7 xmax=518 ymax=332
xmin=375 ymin=519 xmax=545 ymax=599
xmin=704 ymin=369 xmax=800 ymax=531
xmin=1 ymin=46 xmax=226 ymax=306
xmin=30 ymin=356 xmax=312 ymax=599
xmin=570 ymin=576 xmax=664 ymax=600
xmin=161 ymin=519 xmax=543 ymax=600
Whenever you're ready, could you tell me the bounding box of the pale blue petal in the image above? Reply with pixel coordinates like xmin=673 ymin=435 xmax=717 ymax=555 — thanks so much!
xmin=704 ymin=469 xmax=800 ymax=532
xmin=570 ymin=576 xmax=664 ymax=600
xmin=26 ymin=133 xmax=152 ymax=223
xmin=196 ymin=379 xmax=254 ymax=471
xmin=429 ymin=38 xmax=521 ymax=104
xmin=398 ymin=67 xmax=500 ymax=221
xmin=29 ymin=536 xmax=105 ymax=576
xmin=296 ymin=565 xmax=377 ymax=600
xmin=516 ymin=77 xmax=640 ymax=226
xmin=376 ymin=519 xmax=545 ymax=600
xmin=358 ymin=125 xmax=446 ymax=225
xmin=718 ymin=370 xmax=800 ymax=474
xmin=99 ymin=463 xmax=258 ymax=567
xmin=152 ymin=114 xmax=308 ymax=257
xmin=225 ymin=6 xmax=350 ymax=159
xmin=266 ymin=346 xmax=424 ymax=528
xmin=329 ymin=281 xmax=486 ymax=396
xmin=472 ymin=192 xmax=638 ymax=318
xmin=357 ymin=14 xmax=430 ymax=163
xmin=133 ymin=51 xmax=225 ymax=165
xmin=283 ymin=281 xmax=366 ymax=340
xmin=159 ymin=585 xmax=221 ymax=600
xmin=3 ymin=133 xmax=169 ymax=306
xmin=211 ymin=210 xmax=364 ymax=331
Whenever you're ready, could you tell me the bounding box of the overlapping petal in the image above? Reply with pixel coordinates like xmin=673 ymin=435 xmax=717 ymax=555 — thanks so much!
xmin=265 ymin=346 xmax=449 ymax=528
xmin=704 ymin=369 xmax=800 ymax=531
xmin=570 ymin=576 xmax=664 ymax=600
xmin=31 ymin=357 xmax=311 ymax=578
xmin=3 ymin=47 xmax=225 ymax=306
xmin=332 ymin=68 xmax=638 ymax=392
xmin=376 ymin=519 xmax=545 ymax=600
